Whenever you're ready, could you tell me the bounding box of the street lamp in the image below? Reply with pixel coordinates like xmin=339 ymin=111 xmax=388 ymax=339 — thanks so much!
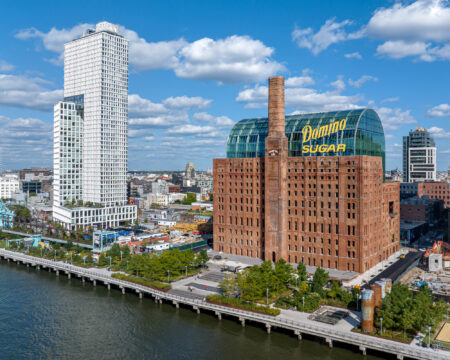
xmin=70 ymin=252 xmax=72 ymax=264
xmin=266 ymin=288 xmax=269 ymax=305
xmin=302 ymin=296 xmax=305 ymax=310
xmin=380 ymin=317 xmax=383 ymax=335
xmin=40 ymin=247 xmax=42 ymax=257
xmin=107 ymin=256 xmax=112 ymax=268
xmin=185 ymin=265 xmax=188 ymax=277
xmin=126 ymin=260 xmax=129 ymax=270
xmin=167 ymin=270 xmax=170 ymax=283
xmin=54 ymin=249 xmax=56 ymax=261
xmin=120 ymin=250 xmax=123 ymax=261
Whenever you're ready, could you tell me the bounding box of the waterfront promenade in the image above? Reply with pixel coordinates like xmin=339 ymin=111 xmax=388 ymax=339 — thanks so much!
xmin=0 ymin=248 xmax=447 ymax=360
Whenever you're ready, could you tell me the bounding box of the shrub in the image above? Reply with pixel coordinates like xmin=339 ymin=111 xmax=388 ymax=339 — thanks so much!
xmin=111 ymin=273 xmax=171 ymax=291
xmin=207 ymin=295 xmax=280 ymax=316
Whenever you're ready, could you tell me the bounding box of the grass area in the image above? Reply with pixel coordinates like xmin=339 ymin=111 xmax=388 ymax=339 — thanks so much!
xmin=207 ymin=295 xmax=280 ymax=316
xmin=111 ymin=273 xmax=171 ymax=291
xmin=353 ymin=327 xmax=414 ymax=343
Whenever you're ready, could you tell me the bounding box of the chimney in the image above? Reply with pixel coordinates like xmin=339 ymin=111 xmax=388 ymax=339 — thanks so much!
xmin=268 ymin=76 xmax=285 ymax=136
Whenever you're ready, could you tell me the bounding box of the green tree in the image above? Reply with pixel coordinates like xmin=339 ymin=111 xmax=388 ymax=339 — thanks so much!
xmin=311 ymin=267 xmax=328 ymax=296
xmin=220 ymin=274 xmax=237 ymax=297
xmin=197 ymin=249 xmax=209 ymax=267
xmin=181 ymin=193 xmax=197 ymax=205
xmin=297 ymin=262 xmax=308 ymax=282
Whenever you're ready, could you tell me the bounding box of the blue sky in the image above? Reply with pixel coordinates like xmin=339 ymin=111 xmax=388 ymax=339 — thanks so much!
xmin=0 ymin=0 xmax=449 ymax=171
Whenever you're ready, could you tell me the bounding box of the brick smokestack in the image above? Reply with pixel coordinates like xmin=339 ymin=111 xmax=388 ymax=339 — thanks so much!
xmin=268 ymin=76 xmax=285 ymax=136
xmin=265 ymin=75 xmax=288 ymax=263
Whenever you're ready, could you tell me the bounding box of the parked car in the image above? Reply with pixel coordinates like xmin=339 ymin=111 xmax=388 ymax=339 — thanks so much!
xmin=213 ymin=255 xmax=222 ymax=260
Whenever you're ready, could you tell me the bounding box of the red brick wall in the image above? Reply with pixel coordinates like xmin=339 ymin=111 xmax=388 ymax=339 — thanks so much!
xmin=418 ymin=182 xmax=450 ymax=208
xmin=213 ymin=155 xmax=400 ymax=273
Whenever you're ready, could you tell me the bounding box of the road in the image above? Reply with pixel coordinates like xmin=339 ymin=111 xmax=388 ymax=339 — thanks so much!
xmin=367 ymin=251 xmax=422 ymax=287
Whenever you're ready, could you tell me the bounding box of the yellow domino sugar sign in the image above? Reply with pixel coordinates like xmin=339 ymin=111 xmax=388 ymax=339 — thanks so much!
xmin=301 ymin=118 xmax=347 ymax=154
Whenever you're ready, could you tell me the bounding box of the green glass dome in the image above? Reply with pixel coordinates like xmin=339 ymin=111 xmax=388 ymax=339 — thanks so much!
xmin=226 ymin=108 xmax=385 ymax=172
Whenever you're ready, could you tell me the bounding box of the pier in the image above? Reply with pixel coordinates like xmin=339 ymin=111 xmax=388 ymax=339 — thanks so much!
xmin=0 ymin=248 xmax=446 ymax=360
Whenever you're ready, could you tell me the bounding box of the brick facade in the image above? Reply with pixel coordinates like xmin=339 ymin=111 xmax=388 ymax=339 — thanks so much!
xmin=213 ymin=156 xmax=400 ymax=273
xmin=417 ymin=182 xmax=450 ymax=208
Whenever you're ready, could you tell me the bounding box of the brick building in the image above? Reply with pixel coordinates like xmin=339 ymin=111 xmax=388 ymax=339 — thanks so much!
xmin=400 ymin=197 xmax=443 ymax=223
xmin=417 ymin=181 xmax=450 ymax=208
xmin=213 ymin=76 xmax=400 ymax=273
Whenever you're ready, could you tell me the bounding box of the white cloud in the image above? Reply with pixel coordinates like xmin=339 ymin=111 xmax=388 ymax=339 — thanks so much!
xmin=167 ymin=124 xmax=216 ymax=135
xmin=15 ymin=23 xmax=93 ymax=52
xmin=174 ymin=35 xmax=285 ymax=83
xmin=163 ymin=96 xmax=212 ymax=110
xmin=119 ymin=27 xmax=186 ymax=71
xmin=129 ymin=113 xmax=188 ymax=129
xmin=292 ymin=18 xmax=363 ymax=55
xmin=428 ymin=126 xmax=450 ymax=138
xmin=427 ymin=103 xmax=450 ymax=117
xmin=330 ymin=76 xmax=346 ymax=92
xmin=16 ymin=24 xmax=284 ymax=83
xmin=348 ymin=75 xmax=378 ymax=88
xmin=0 ymin=116 xmax=53 ymax=168
xmin=367 ymin=1 xmax=450 ymax=61
xmin=236 ymin=79 xmax=361 ymax=113
xmin=366 ymin=0 xmax=450 ymax=42
xmin=381 ymin=97 xmax=399 ymax=104
xmin=376 ymin=40 xmax=431 ymax=59
xmin=193 ymin=112 xmax=234 ymax=127
xmin=376 ymin=107 xmax=417 ymax=131
xmin=285 ymin=75 xmax=315 ymax=87
xmin=0 ymin=74 xmax=62 ymax=111
xmin=344 ymin=52 xmax=362 ymax=59
xmin=128 ymin=94 xmax=169 ymax=117
xmin=0 ymin=60 xmax=14 ymax=71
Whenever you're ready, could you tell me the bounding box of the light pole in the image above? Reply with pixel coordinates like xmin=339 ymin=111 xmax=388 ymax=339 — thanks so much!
xmin=107 ymin=256 xmax=112 ymax=268
xmin=120 ymin=250 xmax=123 ymax=261
xmin=185 ymin=265 xmax=188 ymax=277
xmin=54 ymin=249 xmax=56 ymax=261
xmin=167 ymin=270 xmax=170 ymax=283
xmin=40 ymin=247 xmax=42 ymax=257
xmin=126 ymin=260 xmax=129 ymax=270
xmin=302 ymin=296 xmax=305 ymax=310
xmin=70 ymin=252 xmax=72 ymax=264
xmin=380 ymin=317 xmax=383 ymax=335
xmin=266 ymin=288 xmax=269 ymax=305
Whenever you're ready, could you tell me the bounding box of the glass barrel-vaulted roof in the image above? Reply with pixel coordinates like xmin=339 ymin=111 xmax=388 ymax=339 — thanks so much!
xmin=226 ymin=108 xmax=385 ymax=172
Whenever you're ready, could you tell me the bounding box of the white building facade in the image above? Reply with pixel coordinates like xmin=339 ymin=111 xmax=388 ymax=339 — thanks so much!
xmin=53 ymin=22 xmax=136 ymax=230
xmin=408 ymin=147 xmax=437 ymax=183
xmin=0 ymin=175 xmax=20 ymax=199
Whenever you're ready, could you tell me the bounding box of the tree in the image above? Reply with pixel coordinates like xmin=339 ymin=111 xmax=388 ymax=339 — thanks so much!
xmin=311 ymin=267 xmax=328 ymax=295
xmin=297 ymin=262 xmax=307 ymax=282
xmin=220 ymin=274 xmax=237 ymax=297
xmin=181 ymin=193 xmax=197 ymax=205
xmin=197 ymin=250 xmax=209 ymax=267
xmin=274 ymin=259 xmax=294 ymax=290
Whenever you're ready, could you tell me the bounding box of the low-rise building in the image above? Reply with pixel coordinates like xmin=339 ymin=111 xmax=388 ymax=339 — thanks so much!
xmin=0 ymin=174 xmax=20 ymax=199
xmin=400 ymin=196 xmax=443 ymax=224
xmin=417 ymin=181 xmax=450 ymax=208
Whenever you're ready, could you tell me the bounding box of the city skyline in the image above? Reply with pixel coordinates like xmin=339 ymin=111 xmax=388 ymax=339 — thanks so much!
xmin=0 ymin=0 xmax=449 ymax=171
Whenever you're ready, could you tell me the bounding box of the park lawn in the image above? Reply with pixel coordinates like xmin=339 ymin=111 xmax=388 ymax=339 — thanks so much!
xmin=207 ymin=295 xmax=280 ymax=316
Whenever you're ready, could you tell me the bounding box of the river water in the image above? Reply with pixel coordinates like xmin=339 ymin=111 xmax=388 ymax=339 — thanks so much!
xmin=0 ymin=261 xmax=386 ymax=360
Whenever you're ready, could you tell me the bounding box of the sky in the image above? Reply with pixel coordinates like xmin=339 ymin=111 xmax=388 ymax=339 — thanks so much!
xmin=0 ymin=0 xmax=449 ymax=171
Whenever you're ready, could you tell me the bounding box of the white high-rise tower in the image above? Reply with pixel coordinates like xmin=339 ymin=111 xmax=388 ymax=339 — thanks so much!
xmin=53 ymin=22 xmax=136 ymax=230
